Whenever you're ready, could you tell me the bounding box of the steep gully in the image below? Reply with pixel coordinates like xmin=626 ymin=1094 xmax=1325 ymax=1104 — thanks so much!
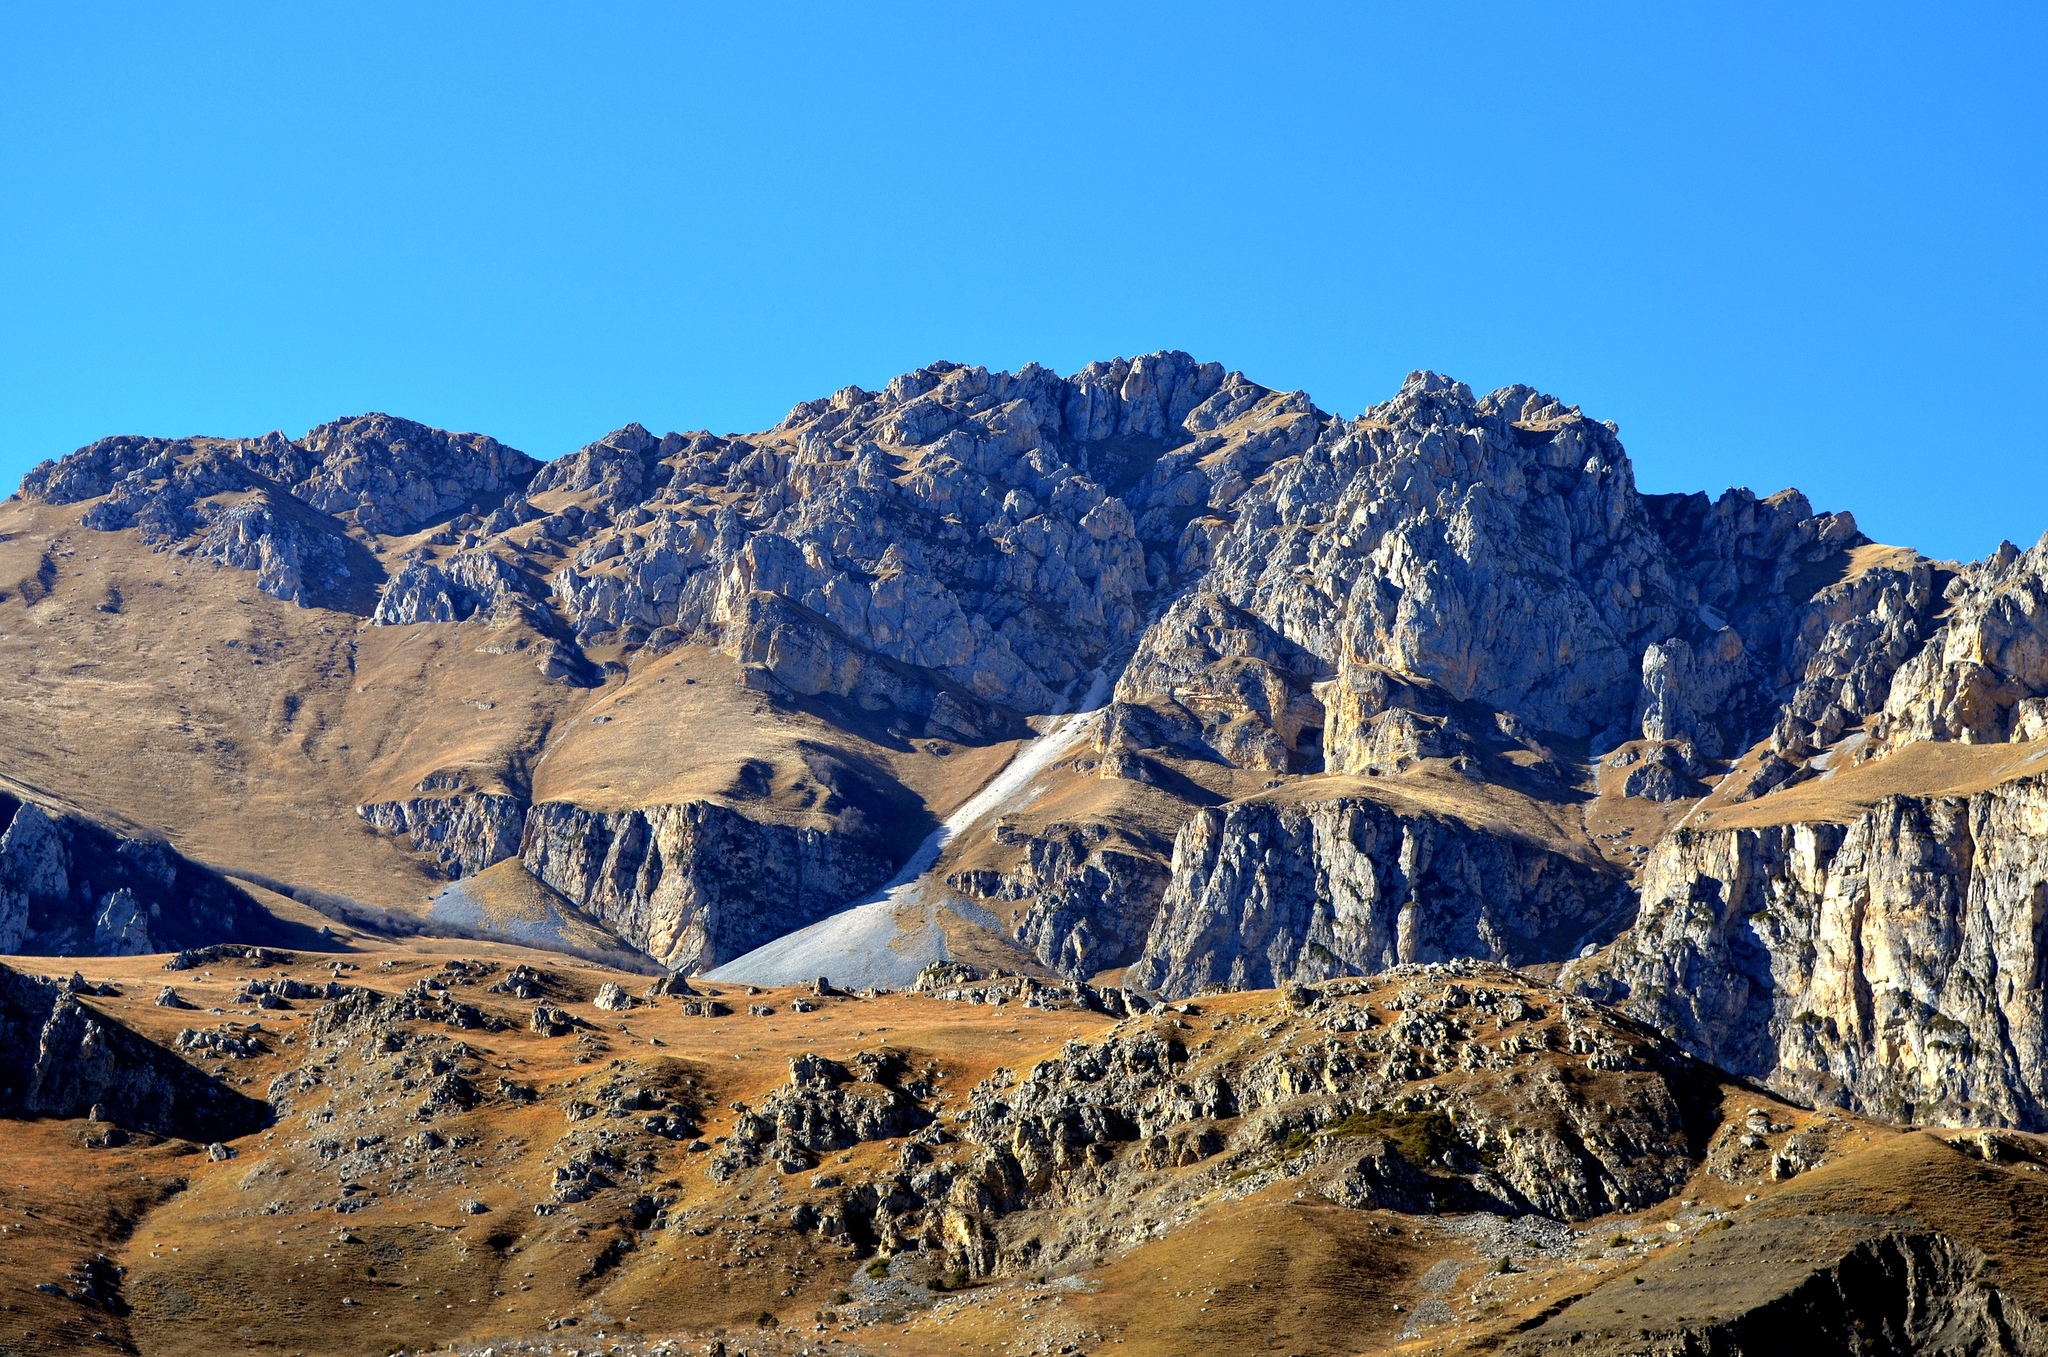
xmin=705 ymin=669 xmax=1116 ymax=987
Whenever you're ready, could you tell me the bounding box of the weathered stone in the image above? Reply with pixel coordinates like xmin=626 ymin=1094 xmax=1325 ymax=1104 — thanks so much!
xmin=1576 ymin=775 xmax=2048 ymax=1129
xmin=0 ymin=963 xmax=269 ymax=1140
xmin=355 ymin=790 xmax=527 ymax=880
xmin=1130 ymin=793 xmax=1631 ymax=999
xmin=520 ymin=799 xmax=896 ymax=973
xmin=1 ymin=789 xmax=279 ymax=958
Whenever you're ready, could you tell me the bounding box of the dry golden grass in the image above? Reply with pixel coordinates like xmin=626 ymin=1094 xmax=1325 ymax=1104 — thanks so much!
xmin=0 ymin=498 xmax=1036 ymax=927
xmin=1254 ymin=766 xmax=1607 ymax=868
xmin=1 ymin=947 xmax=1119 ymax=1355
xmin=1697 ymin=737 xmax=2048 ymax=831
xmin=8 ymin=944 xmax=2038 ymax=1357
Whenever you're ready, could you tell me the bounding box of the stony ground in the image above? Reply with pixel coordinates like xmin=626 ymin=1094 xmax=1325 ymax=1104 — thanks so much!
xmin=3 ymin=940 xmax=2045 ymax=1357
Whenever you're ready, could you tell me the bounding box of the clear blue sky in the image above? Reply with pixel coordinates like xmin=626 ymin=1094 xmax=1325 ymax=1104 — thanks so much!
xmin=2 ymin=4 xmax=2041 ymax=562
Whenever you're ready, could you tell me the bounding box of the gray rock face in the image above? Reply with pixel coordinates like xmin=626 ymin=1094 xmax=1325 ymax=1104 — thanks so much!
xmin=1 ymin=787 xmax=279 ymax=957
xmin=1113 ymin=378 xmax=1669 ymax=764
xmin=1107 ymin=593 xmax=1329 ymax=773
xmin=723 ymin=590 xmax=1018 ymax=740
xmin=0 ymin=962 xmax=270 ymax=1139
xmin=20 ymin=415 xmax=534 ymax=607
xmin=234 ymin=414 xmax=539 ymax=536
xmin=1760 ymin=557 xmax=1941 ymax=760
xmin=1575 ymin=776 xmax=2048 ymax=1129
xmin=1634 ymin=486 xmax=1872 ymax=759
xmin=1873 ymin=535 xmax=2048 ymax=750
xmin=512 ymin=354 xmax=1274 ymax=717
xmin=1103 ymin=375 xmax=1871 ymax=792
xmin=1320 ymin=666 xmax=1482 ymax=778
xmin=946 ymin=822 xmax=1172 ymax=978
xmin=1128 ymin=793 xmax=1632 ymax=999
xmin=21 ymin=436 xmax=374 ymax=608
xmin=186 ymin=495 xmax=363 ymax=608
xmin=370 ymin=548 xmax=542 ymax=625
xmin=352 ymin=767 xmax=917 ymax=975
xmin=354 ymin=791 xmax=527 ymax=879
xmin=519 ymin=799 xmax=896 ymax=973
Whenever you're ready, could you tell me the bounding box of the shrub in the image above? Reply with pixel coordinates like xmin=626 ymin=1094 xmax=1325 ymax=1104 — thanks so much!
xmin=1322 ymin=1108 xmax=1459 ymax=1166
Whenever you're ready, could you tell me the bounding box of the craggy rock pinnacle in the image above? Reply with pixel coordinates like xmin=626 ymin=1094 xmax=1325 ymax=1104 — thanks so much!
xmin=1874 ymin=534 xmax=2048 ymax=750
xmin=1107 ymin=374 xmax=1874 ymax=781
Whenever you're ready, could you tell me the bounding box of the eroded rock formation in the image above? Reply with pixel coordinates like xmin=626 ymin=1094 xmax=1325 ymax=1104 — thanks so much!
xmin=1576 ymin=777 xmax=2048 ymax=1128
xmin=519 ymin=799 xmax=896 ymax=973
xmin=1131 ymin=793 xmax=1632 ymax=998
xmin=0 ymin=962 xmax=270 ymax=1139
xmin=1 ymin=786 xmax=280 ymax=957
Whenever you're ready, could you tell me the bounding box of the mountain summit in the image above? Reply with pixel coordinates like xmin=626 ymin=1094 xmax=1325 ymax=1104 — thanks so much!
xmin=6 ymin=357 xmax=2048 ymax=1353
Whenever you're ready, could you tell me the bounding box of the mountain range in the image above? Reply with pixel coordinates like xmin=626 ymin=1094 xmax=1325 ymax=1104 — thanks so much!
xmin=5 ymin=355 xmax=2048 ymax=1355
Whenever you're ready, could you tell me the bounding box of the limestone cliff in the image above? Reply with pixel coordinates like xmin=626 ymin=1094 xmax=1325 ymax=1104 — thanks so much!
xmin=1576 ymin=776 xmax=2048 ymax=1129
xmin=519 ymin=800 xmax=895 ymax=974
xmin=355 ymin=789 xmax=528 ymax=880
xmin=946 ymin=820 xmax=1173 ymax=978
xmin=1130 ymin=791 xmax=1632 ymax=999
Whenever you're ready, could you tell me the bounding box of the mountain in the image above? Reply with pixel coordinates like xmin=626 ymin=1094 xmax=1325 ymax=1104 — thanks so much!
xmin=6 ymin=356 xmax=2048 ymax=1354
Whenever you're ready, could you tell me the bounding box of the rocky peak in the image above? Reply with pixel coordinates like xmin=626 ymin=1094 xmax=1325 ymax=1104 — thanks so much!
xmin=520 ymin=352 xmax=1249 ymax=713
xmin=525 ymin=421 xmax=677 ymax=515
xmin=1106 ymin=369 xmax=1894 ymax=798
xmin=1873 ymin=531 xmax=2048 ymax=749
xmin=258 ymin=413 xmax=540 ymax=534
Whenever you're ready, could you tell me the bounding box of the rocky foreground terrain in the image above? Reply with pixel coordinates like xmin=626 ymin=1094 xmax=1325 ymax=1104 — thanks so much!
xmin=6 ymin=354 xmax=2048 ymax=1353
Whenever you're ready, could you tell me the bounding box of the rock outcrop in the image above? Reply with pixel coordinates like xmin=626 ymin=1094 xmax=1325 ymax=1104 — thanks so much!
xmin=1874 ymin=534 xmax=2048 ymax=750
xmin=1510 ymin=1221 xmax=2048 ymax=1356
xmin=0 ymin=962 xmax=270 ymax=1139
xmin=1122 ymin=379 xmax=1874 ymax=762
xmin=745 ymin=965 xmax=1725 ymax=1285
xmin=1130 ymin=791 xmax=1632 ymax=999
xmin=19 ymin=416 xmax=536 ymax=608
xmin=1 ymin=785 xmax=280 ymax=957
xmin=519 ymin=799 xmax=896 ymax=973
xmin=355 ymin=789 xmax=528 ymax=880
xmin=370 ymin=547 xmax=545 ymax=626
xmin=947 ymin=822 xmax=1172 ymax=979
xmin=1575 ymin=776 xmax=2048 ymax=1129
